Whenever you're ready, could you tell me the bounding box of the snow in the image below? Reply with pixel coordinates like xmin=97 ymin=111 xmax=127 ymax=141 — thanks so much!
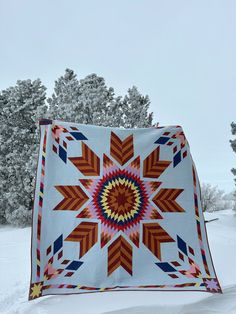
xmin=0 ymin=210 xmax=236 ymax=314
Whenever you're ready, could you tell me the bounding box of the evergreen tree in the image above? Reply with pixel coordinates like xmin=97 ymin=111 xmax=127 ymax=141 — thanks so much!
xmin=0 ymin=90 xmax=12 ymax=224
xmin=47 ymin=69 xmax=154 ymax=128
xmin=230 ymin=122 xmax=236 ymax=189
xmin=0 ymin=70 xmax=154 ymax=227
xmin=201 ymin=183 xmax=224 ymax=212
xmin=47 ymin=69 xmax=81 ymax=121
xmin=0 ymin=79 xmax=47 ymax=226
xmin=77 ymin=73 xmax=115 ymax=125
xmin=105 ymin=95 xmax=126 ymax=127
xmin=122 ymin=86 xmax=153 ymax=128
xmin=48 ymin=69 xmax=118 ymax=126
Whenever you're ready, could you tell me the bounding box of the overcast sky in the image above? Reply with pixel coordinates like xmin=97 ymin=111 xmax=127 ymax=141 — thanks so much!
xmin=0 ymin=0 xmax=235 ymax=192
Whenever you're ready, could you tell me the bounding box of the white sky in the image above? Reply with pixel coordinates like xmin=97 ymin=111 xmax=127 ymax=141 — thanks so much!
xmin=0 ymin=0 xmax=235 ymax=192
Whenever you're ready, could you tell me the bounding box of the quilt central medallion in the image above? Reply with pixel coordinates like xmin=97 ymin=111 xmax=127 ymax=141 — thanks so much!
xmin=92 ymin=167 xmax=149 ymax=231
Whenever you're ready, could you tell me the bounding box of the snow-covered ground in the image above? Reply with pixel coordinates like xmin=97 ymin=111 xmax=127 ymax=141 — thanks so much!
xmin=0 ymin=210 xmax=236 ymax=314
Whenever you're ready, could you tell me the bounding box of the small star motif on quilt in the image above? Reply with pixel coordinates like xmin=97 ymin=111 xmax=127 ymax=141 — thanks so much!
xmin=203 ymin=278 xmax=221 ymax=292
xmin=29 ymin=282 xmax=43 ymax=300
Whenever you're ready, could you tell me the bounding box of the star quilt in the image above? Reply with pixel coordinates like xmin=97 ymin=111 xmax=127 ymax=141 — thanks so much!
xmin=29 ymin=119 xmax=221 ymax=300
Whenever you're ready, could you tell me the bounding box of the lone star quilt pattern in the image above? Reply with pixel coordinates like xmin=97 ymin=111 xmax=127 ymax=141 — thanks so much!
xmin=29 ymin=119 xmax=222 ymax=300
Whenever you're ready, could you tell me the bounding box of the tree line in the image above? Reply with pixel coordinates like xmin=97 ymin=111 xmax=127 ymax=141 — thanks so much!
xmin=0 ymin=68 xmax=235 ymax=226
xmin=0 ymin=69 xmax=153 ymax=226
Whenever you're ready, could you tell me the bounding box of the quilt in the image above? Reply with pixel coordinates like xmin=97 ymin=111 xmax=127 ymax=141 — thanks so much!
xmin=29 ymin=119 xmax=222 ymax=300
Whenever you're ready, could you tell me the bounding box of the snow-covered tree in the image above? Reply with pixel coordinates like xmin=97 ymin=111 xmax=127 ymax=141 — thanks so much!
xmin=0 ymin=79 xmax=47 ymax=226
xmin=48 ymin=70 xmax=119 ymax=125
xmin=122 ymin=86 xmax=153 ymax=128
xmin=47 ymin=69 xmax=82 ymax=121
xmin=200 ymin=183 xmax=225 ymax=212
xmin=222 ymin=191 xmax=236 ymax=211
xmin=0 ymin=90 xmax=12 ymax=224
xmin=230 ymin=122 xmax=236 ymax=190
xmin=105 ymin=96 xmax=126 ymax=127
xmin=47 ymin=69 xmax=154 ymax=128
xmin=1 ymin=69 xmax=154 ymax=227
xmin=77 ymin=73 xmax=116 ymax=125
